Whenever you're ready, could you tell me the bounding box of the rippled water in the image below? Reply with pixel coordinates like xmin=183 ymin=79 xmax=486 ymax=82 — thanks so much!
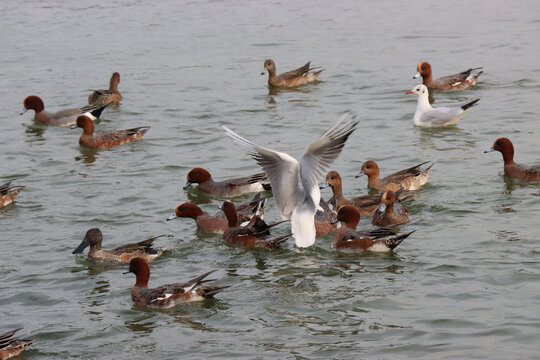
xmin=2 ymin=0 xmax=540 ymax=359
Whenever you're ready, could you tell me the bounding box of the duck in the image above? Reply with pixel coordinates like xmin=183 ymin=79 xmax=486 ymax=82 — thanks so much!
xmin=224 ymin=114 xmax=358 ymax=247
xmin=72 ymin=228 xmax=168 ymax=263
xmin=413 ymin=61 xmax=483 ymax=91
xmin=72 ymin=115 xmax=150 ymax=149
xmin=183 ymin=167 xmax=271 ymax=197
xmin=485 ymin=137 xmax=540 ymax=181
xmin=0 ymin=328 xmax=35 ymax=360
xmin=125 ymin=257 xmax=228 ymax=308
xmin=407 ymin=84 xmax=479 ymax=127
xmin=262 ymin=59 xmax=325 ymax=87
xmin=0 ymin=181 xmax=25 ymax=208
xmin=88 ymin=72 xmax=123 ymax=106
xmin=314 ymin=198 xmax=339 ymax=237
xmin=357 ymin=160 xmax=433 ymax=192
xmin=20 ymin=95 xmax=108 ymax=126
xmin=332 ymin=205 xmax=414 ymax=252
xmin=372 ymin=190 xmax=410 ymax=226
xmin=167 ymin=193 xmax=267 ymax=233
xmin=321 ymin=171 xmax=415 ymax=216
xmin=221 ymin=201 xmax=291 ymax=249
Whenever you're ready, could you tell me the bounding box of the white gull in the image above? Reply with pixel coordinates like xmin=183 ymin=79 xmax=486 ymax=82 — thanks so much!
xmin=407 ymin=84 xmax=479 ymax=127
xmin=223 ymin=114 xmax=358 ymax=248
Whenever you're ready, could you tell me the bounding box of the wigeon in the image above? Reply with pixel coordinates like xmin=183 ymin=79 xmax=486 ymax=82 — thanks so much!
xmin=72 ymin=228 xmax=168 ymax=264
xmin=485 ymin=137 xmax=540 ymax=181
xmin=314 ymin=198 xmax=339 ymax=237
xmin=321 ymin=171 xmax=415 ymax=216
xmin=0 ymin=328 xmax=35 ymax=360
xmin=0 ymin=181 xmax=25 ymax=208
xmin=357 ymin=160 xmax=433 ymax=192
xmin=413 ymin=61 xmax=483 ymax=91
xmin=372 ymin=190 xmax=410 ymax=227
xmin=167 ymin=193 xmax=267 ymax=234
xmin=72 ymin=115 xmax=150 ymax=149
xmin=88 ymin=72 xmax=123 ymax=106
xmin=262 ymin=59 xmax=325 ymax=87
xmin=183 ymin=167 xmax=271 ymax=197
xmin=222 ymin=201 xmax=291 ymax=249
xmin=333 ymin=205 xmax=414 ymax=252
xmin=224 ymin=114 xmax=358 ymax=248
xmin=407 ymin=84 xmax=479 ymax=127
xmin=20 ymin=95 xmax=108 ymax=126
xmin=125 ymin=258 xmax=228 ymax=308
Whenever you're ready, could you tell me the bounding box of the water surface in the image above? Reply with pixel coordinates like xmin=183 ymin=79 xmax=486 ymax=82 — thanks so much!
xmin=1 ymin=0 xmax=540 ymax=359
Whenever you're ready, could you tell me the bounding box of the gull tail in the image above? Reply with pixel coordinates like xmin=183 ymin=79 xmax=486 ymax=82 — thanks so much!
xmin=461 ymin=99 xmax=480 ymax=111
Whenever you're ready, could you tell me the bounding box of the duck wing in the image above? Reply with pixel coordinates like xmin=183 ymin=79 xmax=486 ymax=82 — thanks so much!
xmin=278 ymin=62 xmax=312 ymax=80
xmin=225 ymin=172 xmax=267 ymax=186
xmin=110 ymin=235 xmax=165 ymax=255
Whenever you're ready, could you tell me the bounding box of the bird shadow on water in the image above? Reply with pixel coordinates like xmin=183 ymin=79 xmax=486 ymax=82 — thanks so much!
xmin=24 ymin=123 xmax=47 ymax=143
xmin=413 ymin=126 xmax=474 ymax=152
xmin=74 ymin=147 xmax=99 ymax=165
xmin=124 ymin=300 xmax=224 ymax=333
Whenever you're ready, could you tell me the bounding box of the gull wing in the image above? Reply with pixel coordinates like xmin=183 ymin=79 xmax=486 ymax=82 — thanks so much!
xmin=223 ymin=127 xmax=300 ymax=219
xmin=300 ymin=114 xmax=358 ymax=205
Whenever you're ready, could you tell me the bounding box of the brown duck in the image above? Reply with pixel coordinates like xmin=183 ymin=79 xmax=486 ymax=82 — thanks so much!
xmin=262 ymin=59 xmax=324 ymax=87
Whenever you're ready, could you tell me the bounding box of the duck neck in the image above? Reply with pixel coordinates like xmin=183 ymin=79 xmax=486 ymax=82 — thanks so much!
xmin=109 ymin=74 xmax=119 ymax=92
xmin=224 ymin=204 xmax=239 ymax=227
xmin=330 ymin=182 xmax=344 ymax=199
xmin=134 ymin=268 xmax=149 ymax=288
xmin=190 ymin=206 xmax=205 ymax=219
xmin=501 ymin=148 xmax=515 ymax=165
xmin=346 ymin=217 xmax=359 ymax=230
xmin=82 ymin=121 xmax=95 ymax=136
xmin=367 ymin=172 xmax=380 ymax=188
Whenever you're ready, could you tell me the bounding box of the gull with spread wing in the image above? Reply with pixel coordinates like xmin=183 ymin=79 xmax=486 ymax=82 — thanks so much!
xmin=223 ymin=114 xmax=358 ymax=248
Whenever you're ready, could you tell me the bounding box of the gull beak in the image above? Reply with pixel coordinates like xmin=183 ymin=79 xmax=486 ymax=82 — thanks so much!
xmin=406 ymin=90 xmax=414 ymax=94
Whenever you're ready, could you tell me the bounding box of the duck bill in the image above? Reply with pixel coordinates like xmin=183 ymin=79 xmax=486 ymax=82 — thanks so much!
xmin=377 ymin=203 xmax=387 ymax=214
xmin=412 ymin=72 xmax=421 ymax=79
xmin=182 ymin=181 xmax=192 ymax=190
xmin=260 ymin=71 xmax=265 ymax=75
xmin=167 ymin=213 xmax=177 ymax=221
xmin=319 ymin=182 xmax=329 ymax=189
xmin=123 ymin=269 xmax=132 ymax=274
xmin=484 ymin=147 xmax=495 ymax=153
xmin=354 ymin=171 xmax=365 ymax=179
xmin=20 ymin=108 xmax=28 ymax=115
xmin=72 ymin=237 xmax=90 ymax=254
xmin=70 ymin=124 xmax=79 ymax=129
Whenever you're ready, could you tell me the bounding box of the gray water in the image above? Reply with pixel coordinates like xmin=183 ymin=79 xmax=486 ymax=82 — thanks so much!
xmin=1 ymin=0 xmax=540 ymax=359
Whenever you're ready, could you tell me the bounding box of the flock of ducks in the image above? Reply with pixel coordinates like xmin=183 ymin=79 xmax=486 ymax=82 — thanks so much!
xmin=2 ymin=59 xmax=539 ymax=359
